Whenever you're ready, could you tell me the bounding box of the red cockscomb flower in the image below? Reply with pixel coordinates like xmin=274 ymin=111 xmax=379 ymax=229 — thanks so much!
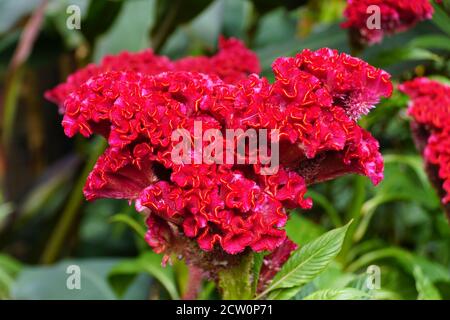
xmin=45 ymin=36 xmax=260 ymax=112
xmin=342 ymin=0 xmax=434 ymax=45
xmin=400 ymin=78 xmax=450 ymax=218
xmin=46 ymin=42 xmax=390 ymax=258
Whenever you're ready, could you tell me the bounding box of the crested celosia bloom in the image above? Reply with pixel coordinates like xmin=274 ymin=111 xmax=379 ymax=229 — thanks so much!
xmin=400 ymin=78 xmax=450 ymax=217
xmin=46 ymin=40 xmax=391 ymax=264
xmin=45 ymin=37 xmax=260 ymax=111
xmin=341 ymin=0 xmax=434 ymax=45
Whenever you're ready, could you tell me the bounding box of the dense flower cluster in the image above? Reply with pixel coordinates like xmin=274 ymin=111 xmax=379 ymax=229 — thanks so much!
xmin=46 ymin=41 xmax=391 ymax=256
xmin=400 ymin=78 xmax=450 ymax=206
xmin=45 ymin=37 xmax=260 ymax=112
xmin=341 ymin=0 xmax=434 ymax=45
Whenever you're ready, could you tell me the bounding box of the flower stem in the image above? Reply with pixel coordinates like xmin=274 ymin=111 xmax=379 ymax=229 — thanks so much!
xmin=218 ymin=253 xmax=254 ymax=300
xmin=182 ymin=265 xmax=203 ymax=300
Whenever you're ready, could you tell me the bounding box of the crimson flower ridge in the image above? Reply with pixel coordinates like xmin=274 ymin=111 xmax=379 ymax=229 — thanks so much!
xmin=400 ymin=78 xmax=450 ymax=213
xmin=45 ymin=36 xmax=260 ymax=112
xmin=46 ymin=39 xmax=390 ymax=257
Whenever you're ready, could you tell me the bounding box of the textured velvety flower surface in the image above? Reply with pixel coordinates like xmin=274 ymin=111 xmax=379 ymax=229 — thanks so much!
xmin=400 ymin=78 xmax=450 ymax=205
xmin=46 ymin=42 xmax=390 ymax=256
xmin=342 ymin=0 xmax=434 ymax=45
xmin=45 ymin=37 xmax=260 ymax=112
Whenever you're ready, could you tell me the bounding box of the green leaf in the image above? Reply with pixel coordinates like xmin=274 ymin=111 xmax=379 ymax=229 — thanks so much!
xmin=94 ymin=0 xmax=156 ymax=62
xmin=0 ymin=254 xmax=21 ymax=276
xmin=267 ymin=286 xmax=303 ymax=300
xmin=12 ymin=259 xmax=119 ymax=300
xmin=198 ymin=281 xmax=217 ymax=300
xmin=432 ymin=2 xmax=450 ymax=37
xmin=222 ymin=0 xmax=252 ymax=39
xmin=0 ymin=254 xmax=22 ymax=299
xmin=151 ymin=0 xmax=213 ymax=52
xmin=108 ymin=251 xmax=179 ymax=300
xmin=0 ymin=0 xmax=41 ymax=34
xmin=413 ymin=267 xmax=442 ymax=300
xmin=302 ymin=288 xmax=370 ymax=300
xmin=285 ymin=213 xmax=325 ymax=246
xmin=81 ymin=0 xmax=124 ymax=43
xmin=256 ymin=22 xmax=348 ymax=75
xmin=409 ymin=34 xmax=450 ymax=51
xmin=109 ymin=213 xmax=146 ymax=238
xmin=256 ymin=222 xmax=352 ymax=299
xmin=369 ymin=47 xmax=442 ymax=68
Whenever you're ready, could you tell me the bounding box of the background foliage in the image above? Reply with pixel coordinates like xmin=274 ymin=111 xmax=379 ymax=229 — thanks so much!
xmin=0 ymin=0 xmax=449 ymax=300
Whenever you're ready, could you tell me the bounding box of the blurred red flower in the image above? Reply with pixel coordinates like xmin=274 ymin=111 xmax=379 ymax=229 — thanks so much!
xmin=400 ymin=78 xmax=450 ymax=210
xmin=342 ymin=0 xmax=434 ymax=45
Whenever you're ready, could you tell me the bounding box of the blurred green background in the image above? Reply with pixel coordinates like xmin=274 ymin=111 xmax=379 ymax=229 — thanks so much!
xmin=0 ymin=0 xmax=449 ymax=300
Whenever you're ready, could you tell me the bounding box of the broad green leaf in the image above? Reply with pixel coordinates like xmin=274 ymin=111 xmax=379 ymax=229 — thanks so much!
xmin=108 ymin=252 xmax=179 ymax=300
xmin=409 ymin=34 xmax=450 ymax=51
xmin=286 ymin=213 xmax=325 ymax=246
xmin=256 ymin=222 xmax=351 ymax=299
xmin=198 ymin=281 xmax=217 ymax=300
xmin=81 ymin=0 xmax=124 ymax=43
xmin=256 ymin=22 xmax=348 ymax=75
xmin=12 ymin=259 xmax=119 ymax=300
xmin=0 ymin=254 xmax=22 ymax=276
xmin=302 ymin=288 xmax=370 ymax=300
xmin=369 ymin=47 xmax=442 ymax=68
xmin=413 ymin=267 xmax=442 ymax=300
xmin=151 ymin=0 xmax=212 ymax=51
xmin=267 ymin=286 xmax=302 ymax=300
xmin=94 ymin=0 xmax=155 ymax=62
xmin=0 ymin=0 xmax=41 ymax=34
xmin=432 ymin=2 xmax=450 ymax=37
xmin=294 ymin=262 xmax=354 ymax=300
xmin=188 ymin=0 xmax=223 ymax=45
xmin=0 ymin=254 xmax=22 ymax=299
xmin=309 ymin=262 xmax=354 ymax=292
xmin=253 ymin=7 xmax=298 ymax=50
xmin=222 ymin=0 xmax=252 ymax=39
